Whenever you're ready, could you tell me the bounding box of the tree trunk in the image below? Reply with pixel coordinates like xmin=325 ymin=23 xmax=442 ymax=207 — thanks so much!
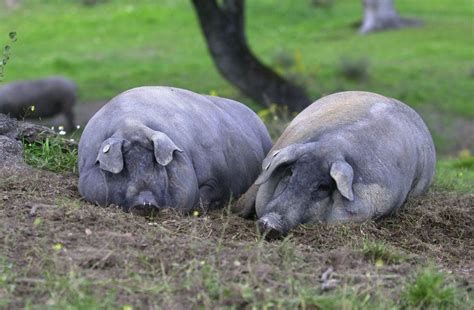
xmin=5 ymin=0 xmax=21 ymax=9
xmin=191 ymin=0 xmax=310 ymax=112
xmin=359 ymin=0 xmax=421 ymax=34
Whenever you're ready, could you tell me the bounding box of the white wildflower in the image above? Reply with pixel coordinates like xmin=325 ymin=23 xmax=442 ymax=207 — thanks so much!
xmin=59 ymin=130 xmax=66 ymax=135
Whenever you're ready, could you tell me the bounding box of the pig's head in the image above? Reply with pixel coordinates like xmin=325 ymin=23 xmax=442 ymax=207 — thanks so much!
xmin=95 ymin=123 xmax=199 ymax=215
xmin=254 ymin=142 xmax=356 ymax=237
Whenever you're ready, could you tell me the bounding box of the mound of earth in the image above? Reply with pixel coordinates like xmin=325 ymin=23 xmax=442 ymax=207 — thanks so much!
xmin=0 ymin=113 xmax=59 ymax=176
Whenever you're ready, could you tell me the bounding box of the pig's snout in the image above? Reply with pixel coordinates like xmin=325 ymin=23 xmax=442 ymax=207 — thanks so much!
xmin=130 ymin=191 xmax=159 ymax=215
xmin=258 ymin=212 xmax=285 ymax=240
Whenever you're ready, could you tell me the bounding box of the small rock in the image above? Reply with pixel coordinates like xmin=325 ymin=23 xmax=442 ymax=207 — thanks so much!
xmin=320 ymin=266 xmax=340 ymax=291
xmin=0 ymin=113 xmax=18 ymax=138
xmin=321 ymin=279 xmax=340 ymax=291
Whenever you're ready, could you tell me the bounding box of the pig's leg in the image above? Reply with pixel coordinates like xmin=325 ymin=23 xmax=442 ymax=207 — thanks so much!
xmin=231 ymin=183 xmax=258 ymax=219
xmin=198 ymin=178 xmax=229 ymax=210
xmin=63 ymin=104 xmax=75 ymax=132
xmin=78 ymin=168 xmax=109 ymax=206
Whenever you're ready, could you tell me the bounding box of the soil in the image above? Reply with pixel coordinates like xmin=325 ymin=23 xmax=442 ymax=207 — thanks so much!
xmin=0 ymin=167 xmax=472 ymax=308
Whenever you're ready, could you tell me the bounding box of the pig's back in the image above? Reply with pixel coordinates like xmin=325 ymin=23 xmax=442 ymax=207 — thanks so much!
xmin=274 ymin=91 xmax=392 ymax=148
xmin=274 ymin=91 xmax=435 ymax=196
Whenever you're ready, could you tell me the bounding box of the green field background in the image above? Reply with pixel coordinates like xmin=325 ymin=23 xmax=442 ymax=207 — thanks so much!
xmin=1 ymin=0 xmax=472 ymax=117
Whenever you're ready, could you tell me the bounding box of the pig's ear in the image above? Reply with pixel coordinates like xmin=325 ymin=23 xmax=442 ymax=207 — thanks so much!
xmin=330 ymin=161 xmax=354 ymax=201
xmin=256 ymin=143 xmax=313 ymax=185
xmin=96 ymin=137 xmax=125 ymax=174
xmin=151 ymin=132 xmax=183 ymax=166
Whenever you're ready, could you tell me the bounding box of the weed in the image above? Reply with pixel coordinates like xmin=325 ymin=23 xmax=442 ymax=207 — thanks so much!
xmin=258 ymin=103 xmax=293 ymax=140
xmin=272 ymin=49 xmax=295 ymax=71
xmin=401 ymin=268 xmax=459 ymax=309
xmin=239 ymin=283 xmax=254 ymax=303
xmin=309 ymin=0 xmax=334 ymax=9
xmin=271 ymin=48 xmax=309 ymax=88
xmin=362 ymin=240 xmax=405 ymax=265
xmin=81 ymin=0 xmax=107 ymax=6
xmin=0 ymin=257 xmax=15 ymax=307
xmin=56 ymin=197 xmax=82 ymax=209
xmin=338 ymin=57 xmax=370 ymax=82
xmin=39 ymin=271 xmax=117 ymax=309
xmin=277 ymin=236 xmax=299 ymax=267
xmin=23 ymin=136 xmax=78 ymax=174
xmin=257 ymin=285 xmax=391 ymax=309
xmin=452 ymin=152 xmax=474 ymax=169
xmin=0 ymin=31 xmax=16 ymax=81
xmin=201 ymin=264 xmax=221 ymax=300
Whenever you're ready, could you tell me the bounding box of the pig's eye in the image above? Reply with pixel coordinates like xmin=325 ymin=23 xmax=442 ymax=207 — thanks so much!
xmin=310 ymin=182 xmax=332 ymax=200
xmin=274 ymin=168 xmax=292 ymax=197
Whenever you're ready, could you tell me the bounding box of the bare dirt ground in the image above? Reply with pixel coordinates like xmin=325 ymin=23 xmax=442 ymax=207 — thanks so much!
xmin=1 ymin=168 xmax=472 ymax=308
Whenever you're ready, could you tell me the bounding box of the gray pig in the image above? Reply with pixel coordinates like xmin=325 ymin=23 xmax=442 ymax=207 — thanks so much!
xmin=0 ymin=77 xmax=77 ymax=131
xmin=235 ymin=91 xmax=436 ymax=236
xmin=78 ymin=86 xmax=272 ymax=214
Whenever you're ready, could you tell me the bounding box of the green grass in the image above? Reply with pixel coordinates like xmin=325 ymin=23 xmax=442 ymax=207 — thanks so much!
xmin=401 ymin=268 xmax=460 ymax=309
xmin=31 ymin=272 xmax=117 ymax=310
xmin=0 ymin=0 xmax=472 ymax=118
xmin=435 ymin=157 xmax=474 ymax=194
xmin=0 ymin=256 xmax=16 ymax=308
xmin=362 ymin=240 xmax=405 ymax=265
xmin=0 ymin=255 xmax=395 ymax=309
xmin=23 ymin=136 xmax=78 ymax=174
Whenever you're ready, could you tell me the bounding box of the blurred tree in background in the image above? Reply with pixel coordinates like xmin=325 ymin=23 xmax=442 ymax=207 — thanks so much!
xmin=4 ymin=0 xmax=21 ymax=10
xmin=359 ymin=0 xmax=421 ymax=34
xmin=191 ymin=0 xmax=311 ymax=111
